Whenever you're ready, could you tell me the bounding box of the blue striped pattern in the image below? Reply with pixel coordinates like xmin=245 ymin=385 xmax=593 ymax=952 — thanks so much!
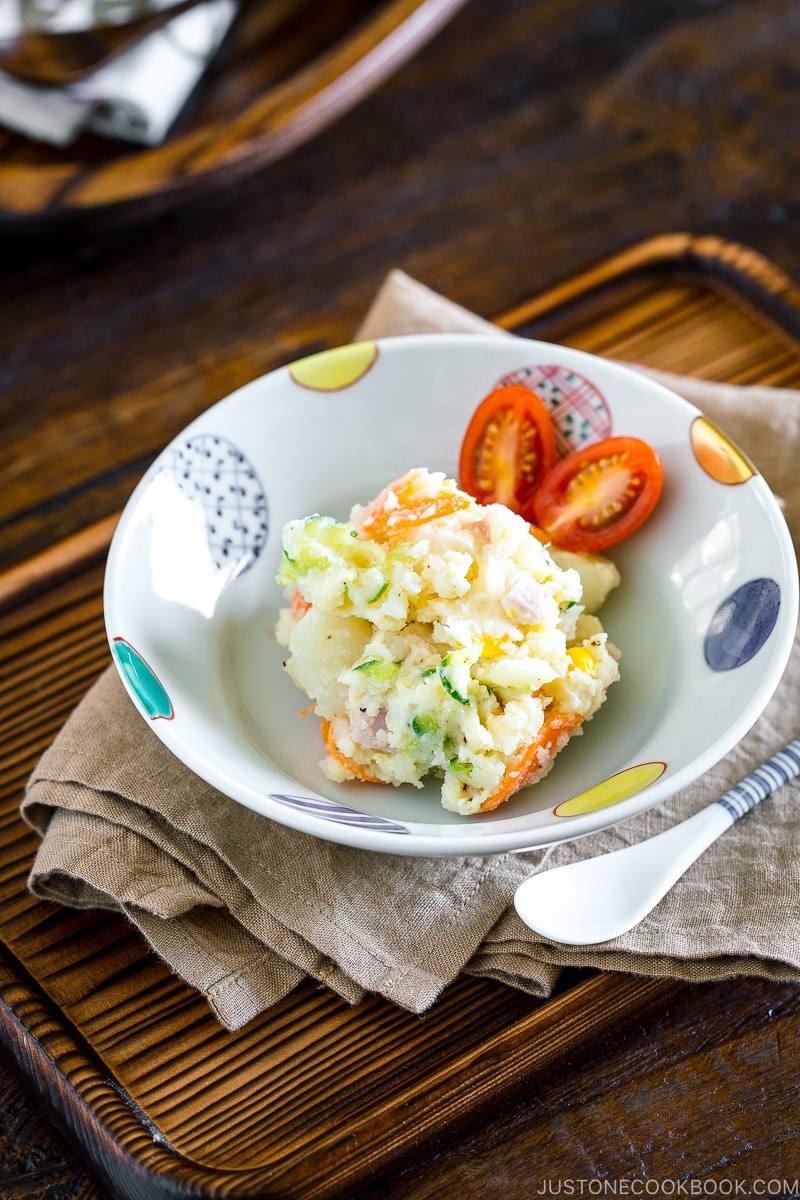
xmin=715 ymin=737 xmax=800 ymax=822
xmin=269 ymin=792 xmax=410 ymax=834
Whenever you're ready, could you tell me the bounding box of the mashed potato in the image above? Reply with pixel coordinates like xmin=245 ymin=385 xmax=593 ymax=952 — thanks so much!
xmin=275 ymin=468 xmax=620 ymax=815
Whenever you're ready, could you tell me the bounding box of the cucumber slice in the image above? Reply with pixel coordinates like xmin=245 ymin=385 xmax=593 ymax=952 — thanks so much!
xmin=438 ymin=649 xmax=474 ymax=706
xmin=411 ymin=713 xmax=439 ymax=737
xmin=352 ymin=658 xmax=400 ymax=684
xmin=367 ymin=578 xmax=389 ymax=603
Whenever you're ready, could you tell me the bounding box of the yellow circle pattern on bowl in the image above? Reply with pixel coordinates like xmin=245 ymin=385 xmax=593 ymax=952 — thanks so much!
xmin=288 ymin=341 xmax=379 ymax=391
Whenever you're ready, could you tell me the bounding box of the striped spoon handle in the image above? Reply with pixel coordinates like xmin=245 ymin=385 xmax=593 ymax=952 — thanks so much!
xmin=714 ymin=736 xmax=800 ymax=824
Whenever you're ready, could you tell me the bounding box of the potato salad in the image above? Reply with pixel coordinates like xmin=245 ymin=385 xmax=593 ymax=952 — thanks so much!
xmin=275 ymin=468 xmax=620 ymax=815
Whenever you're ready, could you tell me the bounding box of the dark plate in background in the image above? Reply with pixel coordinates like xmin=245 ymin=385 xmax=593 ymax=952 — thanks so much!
xmin=0 ymin=0 xmax=466 ymax=227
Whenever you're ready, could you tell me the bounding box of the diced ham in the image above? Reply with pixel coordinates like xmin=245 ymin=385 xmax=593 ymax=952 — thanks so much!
xmin=502 ymin=573 xmax=558 ymax=625
xmin=349 ymin=708 xmax=387 ymax=749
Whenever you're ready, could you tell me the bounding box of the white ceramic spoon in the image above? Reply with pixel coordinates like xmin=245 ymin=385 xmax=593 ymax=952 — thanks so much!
xmin=514 ymin=737 xmax=800 ymax=945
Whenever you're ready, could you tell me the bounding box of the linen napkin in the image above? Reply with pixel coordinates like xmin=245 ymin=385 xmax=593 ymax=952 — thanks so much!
xmin=22 ymin=269 xmax=800 ymax=1032
xmin=0 ymin=0 xmax=236 ymax=145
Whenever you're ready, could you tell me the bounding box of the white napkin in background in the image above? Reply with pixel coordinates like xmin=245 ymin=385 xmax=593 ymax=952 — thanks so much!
xmin=0 ymin=0 xmax=187 ymax=38
xmin=0 ymin=0 xmax=236 ymax=145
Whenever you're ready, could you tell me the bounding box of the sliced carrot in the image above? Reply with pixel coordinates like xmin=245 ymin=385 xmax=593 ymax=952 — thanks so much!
xmin=291 ymin=588 xmax=312 ymax=616
xmin=478 ymin=712 xmax=582 ymax=812
xmin=528 ymin=523 xmax=552 ymax=544
xmin=320 ymin=718 xmax=387 ymax=784
xmin=359 ymin=476 xmax=471 ymax=543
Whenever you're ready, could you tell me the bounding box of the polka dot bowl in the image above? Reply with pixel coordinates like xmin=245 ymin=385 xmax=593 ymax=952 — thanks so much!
xmin=104 ymin=334 xmax=798 ymax=856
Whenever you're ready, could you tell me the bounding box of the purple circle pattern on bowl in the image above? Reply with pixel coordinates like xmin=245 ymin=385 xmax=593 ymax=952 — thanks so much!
xmin=269 ymin=793 xmax=410 ymax=834
xmin=704 ymin=578 xmax=782 ymax=671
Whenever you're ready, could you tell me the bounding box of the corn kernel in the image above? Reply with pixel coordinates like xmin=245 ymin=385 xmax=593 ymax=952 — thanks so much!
xmin=481 ymin=636 xmax=506 ymax=659
xmin=568 ymin=646 xmax=596 ymax=676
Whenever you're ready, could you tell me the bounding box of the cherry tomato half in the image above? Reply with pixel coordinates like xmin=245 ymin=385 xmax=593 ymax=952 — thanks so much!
xmin=532 ymin=436 xmax=664 ymax=552
xmin=459 ymin=384 xmax=557 ymax=518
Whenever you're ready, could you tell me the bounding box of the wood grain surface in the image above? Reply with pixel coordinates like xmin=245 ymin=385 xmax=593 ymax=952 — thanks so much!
xmin=3 ymin=0 xmax=800 ymax=1195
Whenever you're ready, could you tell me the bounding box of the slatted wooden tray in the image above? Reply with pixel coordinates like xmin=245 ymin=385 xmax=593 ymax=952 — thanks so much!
xmin=2 ymin=232 xmax=800 ymax=1200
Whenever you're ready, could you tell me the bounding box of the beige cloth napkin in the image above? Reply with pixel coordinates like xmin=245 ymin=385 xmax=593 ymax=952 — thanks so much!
xmin=22 ymin=269 xmax=800 ymax=1032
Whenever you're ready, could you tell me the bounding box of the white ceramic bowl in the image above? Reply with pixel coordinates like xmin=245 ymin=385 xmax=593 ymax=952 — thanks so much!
xmin=104 ymin=333 xmax=798 ymax=856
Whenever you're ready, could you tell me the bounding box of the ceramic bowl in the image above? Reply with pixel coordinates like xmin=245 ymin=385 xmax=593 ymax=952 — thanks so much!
xmin=104 ymin=333 xmax=798 ymax=856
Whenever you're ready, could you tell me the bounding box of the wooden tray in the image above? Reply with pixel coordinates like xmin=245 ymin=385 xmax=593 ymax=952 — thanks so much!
xmin=2 ymin=232 xmax=800 ymax=1200
xmin=0 ymin=0 xmax=466 ymax=229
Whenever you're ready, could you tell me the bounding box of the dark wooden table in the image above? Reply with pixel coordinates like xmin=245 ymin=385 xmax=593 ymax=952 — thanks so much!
xmin=2 ymin=0 xmax=800 ymax=1194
